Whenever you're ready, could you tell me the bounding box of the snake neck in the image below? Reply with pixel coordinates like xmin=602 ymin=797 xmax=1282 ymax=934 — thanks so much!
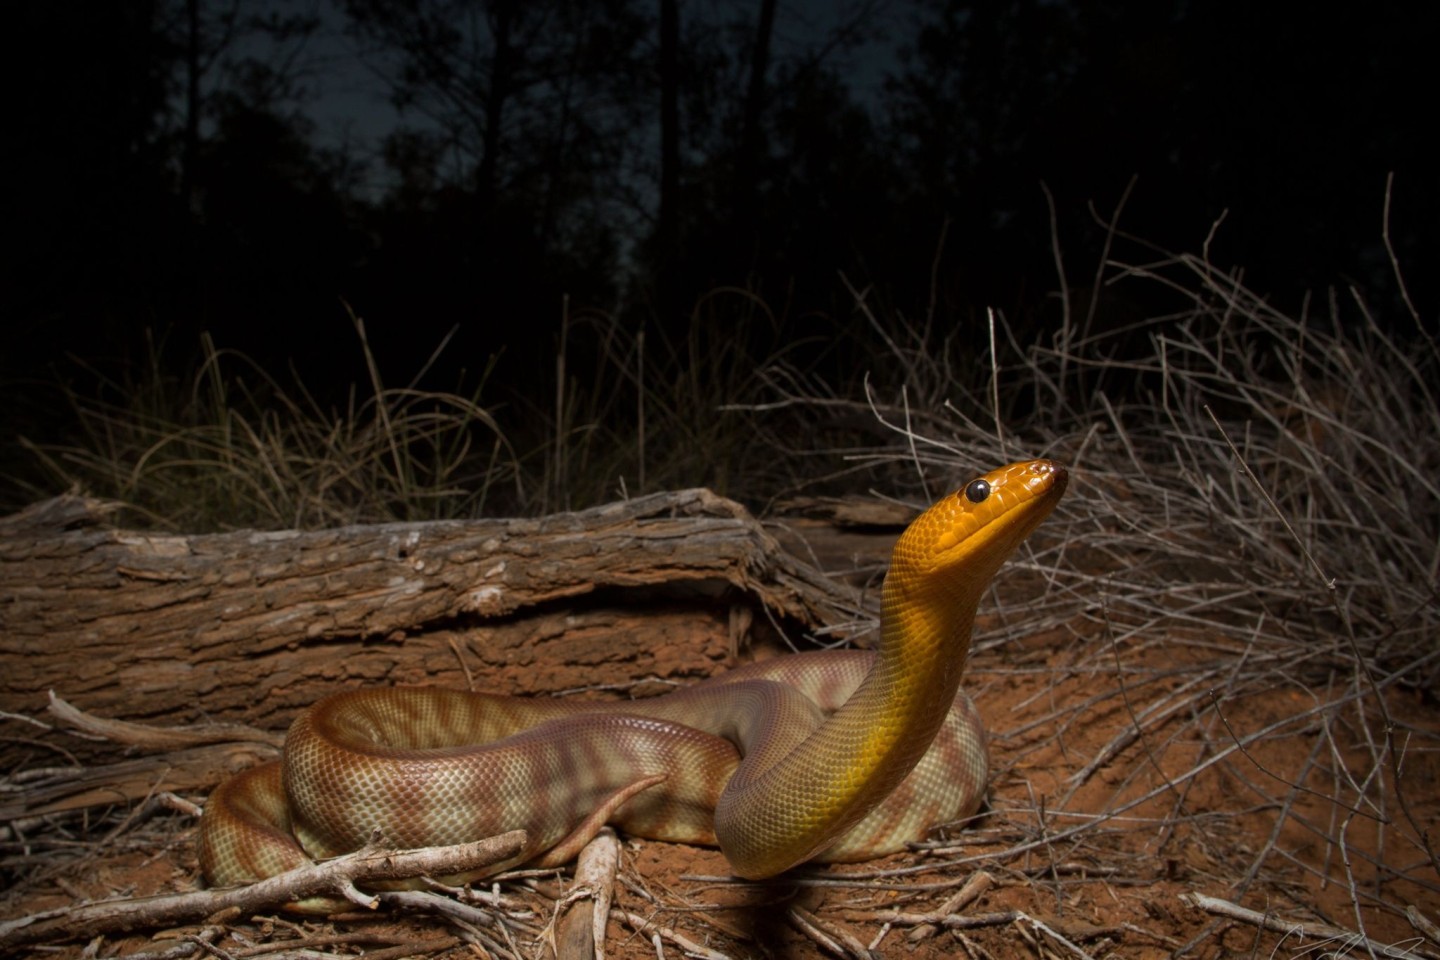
xmin=873 ymin=572 xmax=982 ymax=731
xmin=717 ymin=459 xmax=1067 ymax=878
xmin=826 ymin=569 xmax=985 ymax=808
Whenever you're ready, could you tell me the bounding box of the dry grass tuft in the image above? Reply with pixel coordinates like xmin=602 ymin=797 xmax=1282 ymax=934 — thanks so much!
xmin=731 ymin=218 xmax=1439 ymax=953
xmin=12 ymin=312 xmax=524 ymax=531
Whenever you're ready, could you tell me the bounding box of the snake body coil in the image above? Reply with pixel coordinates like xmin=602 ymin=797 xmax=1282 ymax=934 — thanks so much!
xmin=199 ymin=460 xmax=1066 ymax=905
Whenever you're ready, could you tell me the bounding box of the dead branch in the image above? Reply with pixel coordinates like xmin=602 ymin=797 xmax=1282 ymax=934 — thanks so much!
xmin=905 ymin=868 xmax=993 ymax=942
xmin=0 ymin=830 xmax=526 ymax=948
xmin=552 ymin=827 xmax=621 ymax=960
xmin=1180 ymin=892 xmax=1440 ymax=960
xmin=617 ymin=910 xmax=733 ymax=960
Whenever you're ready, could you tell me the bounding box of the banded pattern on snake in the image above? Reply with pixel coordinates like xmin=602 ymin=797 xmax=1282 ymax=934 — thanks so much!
xmin=198 ymin=459 xmax=1066 ymax=906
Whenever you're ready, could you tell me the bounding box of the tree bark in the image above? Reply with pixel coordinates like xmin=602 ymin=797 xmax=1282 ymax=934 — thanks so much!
xmin=0 ymin=489 xmax=866 ymax=753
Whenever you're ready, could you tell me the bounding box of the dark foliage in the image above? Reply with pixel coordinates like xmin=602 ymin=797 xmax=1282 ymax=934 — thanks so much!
xmin=3 ymin=0 xmax=1434 ymax=464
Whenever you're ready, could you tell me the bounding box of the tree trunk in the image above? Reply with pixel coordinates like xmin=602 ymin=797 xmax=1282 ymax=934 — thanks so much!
xmin=477 ymin=0 xmax=519 ymax=206
xmin=656 ymin=0 xmax=681 ymax=323
xmin=182 ymin=0 xmax=201 ymax=216
xmin=732 ymin=0 xmax=777 ymax=272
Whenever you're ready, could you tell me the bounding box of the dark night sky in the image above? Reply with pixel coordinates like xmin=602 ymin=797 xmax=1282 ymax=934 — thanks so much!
xmin=297 ymin=0 xmax=905 ymax=189
xmin=4 ymin=0 xmax=1435 ymax=428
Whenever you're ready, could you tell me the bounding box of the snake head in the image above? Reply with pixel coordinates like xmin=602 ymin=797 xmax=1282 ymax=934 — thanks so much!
xmin=890 ymin=459 xmax=1068 ymax=595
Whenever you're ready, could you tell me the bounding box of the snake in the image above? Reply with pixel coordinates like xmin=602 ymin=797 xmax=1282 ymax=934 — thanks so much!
xmin=198 ymin=459 xmax=1066 ymax=907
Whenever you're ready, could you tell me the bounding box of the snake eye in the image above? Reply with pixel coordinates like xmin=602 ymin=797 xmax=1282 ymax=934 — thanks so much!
xmin=963 ymin=478 xmax=991 ymax=504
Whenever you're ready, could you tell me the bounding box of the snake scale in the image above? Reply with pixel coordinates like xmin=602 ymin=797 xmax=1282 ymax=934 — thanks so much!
xmin=198 ymin=459 xmax=1066 ymax=906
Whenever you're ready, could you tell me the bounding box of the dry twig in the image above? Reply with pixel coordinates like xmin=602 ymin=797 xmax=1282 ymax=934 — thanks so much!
xmin=0 ymin=830 xmax=526 ymax=948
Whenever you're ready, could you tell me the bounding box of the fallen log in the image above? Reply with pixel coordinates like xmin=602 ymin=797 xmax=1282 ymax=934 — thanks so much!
xmin=0 ymin=489 xmax=867 ymax=758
